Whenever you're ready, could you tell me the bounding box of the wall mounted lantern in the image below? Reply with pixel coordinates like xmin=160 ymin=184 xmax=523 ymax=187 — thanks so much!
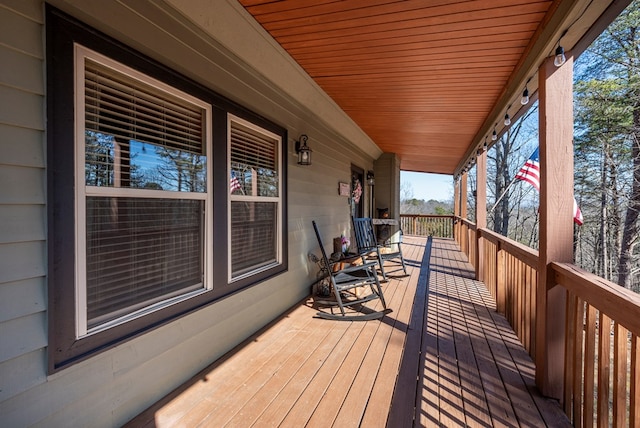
xmin=295 ymin=134 xmax=312 ymax=165
xmin=366 ymin=170 xmax=375 ymax=186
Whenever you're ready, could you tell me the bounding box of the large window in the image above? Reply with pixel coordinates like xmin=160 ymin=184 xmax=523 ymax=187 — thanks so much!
xmin=228 ymin=117 xmax=282 ymax=281
xmin=47 ymin=7 xmax=287 ymax=371
xmin=75 ymin=46 xmax=213 ymax=335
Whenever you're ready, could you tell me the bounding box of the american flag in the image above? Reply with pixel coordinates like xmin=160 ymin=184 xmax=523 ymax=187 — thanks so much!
xmin=515 ymin=148 xmax=540 ymax=190
xmin=515 ymin=147 xmax=583 ymax=225
xmin=230 ymin=171 xmax=241 ymax=194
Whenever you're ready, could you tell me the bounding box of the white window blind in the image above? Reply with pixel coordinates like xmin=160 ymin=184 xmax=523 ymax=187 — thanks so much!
xmin=86 ymin=197 xmax=204 ymax=328
xmin=85 ymin=58 xmax=204 ymax=156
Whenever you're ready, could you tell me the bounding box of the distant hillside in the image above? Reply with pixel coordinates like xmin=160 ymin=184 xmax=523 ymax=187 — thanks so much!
xmin=401 ymin=198 xmax=453 ymax=215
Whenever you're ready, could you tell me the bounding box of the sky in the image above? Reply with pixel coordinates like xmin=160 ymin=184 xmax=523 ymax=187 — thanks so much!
xmin=401 ymin=171 xmax=454 ymax=203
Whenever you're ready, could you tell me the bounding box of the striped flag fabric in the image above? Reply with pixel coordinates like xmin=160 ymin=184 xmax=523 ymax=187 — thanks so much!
xmin=230 ymin=170 xmax=241 ymax=193
xmin=516 ymin=147 xmax=583 ymax=225
xmin=515 ymin=147 xmax=540 ymax=190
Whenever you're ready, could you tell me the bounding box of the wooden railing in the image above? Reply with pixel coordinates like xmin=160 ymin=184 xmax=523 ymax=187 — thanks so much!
xmin=453 ymin=220 xmax=640 ymax=426
xmin=455 ymin=217 xmax=476 ymax=270
xmin=552 ymin=263 xmax=640 ymax=427
xmin=479 ymin=228 xmax=538 ymax=356
xmin=399 ymin=214 xmax=454 ymax=238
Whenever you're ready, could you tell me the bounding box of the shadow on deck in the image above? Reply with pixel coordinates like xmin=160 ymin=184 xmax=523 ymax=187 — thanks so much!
xmin=126 ymin=237 xmax=570 ymax=427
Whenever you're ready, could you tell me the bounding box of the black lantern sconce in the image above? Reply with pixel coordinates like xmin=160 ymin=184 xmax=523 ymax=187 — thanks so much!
xmin=295 ymin=134 xmax=312 ymax=165
xmin=366 ymin=170 xmax=375 ymax=186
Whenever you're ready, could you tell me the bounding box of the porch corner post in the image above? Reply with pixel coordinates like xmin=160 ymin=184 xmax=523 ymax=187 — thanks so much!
xmin=475 ymin=151 xmax=487 ymax=281
xmin=535 ymin=52 xmax=574 ymax=400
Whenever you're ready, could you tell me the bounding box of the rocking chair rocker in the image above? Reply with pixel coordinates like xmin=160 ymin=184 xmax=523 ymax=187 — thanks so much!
xmin=312 ymin=220 xmax=388 ymax=321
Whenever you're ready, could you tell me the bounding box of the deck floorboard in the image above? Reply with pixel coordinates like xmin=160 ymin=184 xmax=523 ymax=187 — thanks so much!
xmin=126 ymin=237 xmax=570 ymax=427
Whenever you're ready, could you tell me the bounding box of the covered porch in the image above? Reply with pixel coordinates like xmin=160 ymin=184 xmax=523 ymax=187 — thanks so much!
xmin=128 ymin=235 xmax=568 ymax=427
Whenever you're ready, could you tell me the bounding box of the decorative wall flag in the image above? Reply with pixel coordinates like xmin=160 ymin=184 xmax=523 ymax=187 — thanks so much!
xmin=230 ymin=170 xmax=241 ymax=193
xmin=515 ymin=147 xmax=583 ymax=225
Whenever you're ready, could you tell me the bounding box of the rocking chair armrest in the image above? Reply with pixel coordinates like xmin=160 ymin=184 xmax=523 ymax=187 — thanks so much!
xmin=335 ymin=261 xmax=378 ymax=275
xmin=356 ymin=246 xmax=378 ymax=254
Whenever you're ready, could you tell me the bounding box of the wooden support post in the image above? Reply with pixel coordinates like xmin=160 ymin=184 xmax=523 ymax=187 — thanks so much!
xmin=460 ymin=172 xmax=468 ymax=219
xmin=535 ymin=53 xmax=574 ymax=399
xmin=460 ymin=172 xmax=468 ymax=253
xmin=476 ymin=151 xmax=487 ymax=281
xmin=454 ymin=176 xmax=460 ymax=241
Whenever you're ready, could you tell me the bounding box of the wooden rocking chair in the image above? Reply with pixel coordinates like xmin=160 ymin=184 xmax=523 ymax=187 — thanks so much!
xmin=352 ymin=217 xmax=408 ymax=281
xmin=312 ymin=220 xmax=388 ymax=320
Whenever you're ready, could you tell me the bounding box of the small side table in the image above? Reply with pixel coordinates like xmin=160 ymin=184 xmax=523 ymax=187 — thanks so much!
xmin=331 ymin=252 xmax=361 ymax=271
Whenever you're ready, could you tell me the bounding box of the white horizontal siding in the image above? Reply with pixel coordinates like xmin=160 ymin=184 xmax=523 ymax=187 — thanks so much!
xmin=0 ymin=44 xmax=44 ymax=94
xmin=0 ymin=277 xmax=45 ymax=324
xmin=0 ymin=312 xmax=46 ymax=363
xmin=0 ymin=123 xmax=45 ymax=168
xmin=0 ymin=85 xmax=44 ymax=130
xmin=0 ymin=3 xmax=42 ymax=59
xmin=0 ymin=1 xmax=48 ymax=423
xmin=0 ymin=349 xmax=46 ymax=402
xmin=0 ymin=165 xmax=45 ymax=205
xmin=0 ymin=205 xmax=45 ymax=244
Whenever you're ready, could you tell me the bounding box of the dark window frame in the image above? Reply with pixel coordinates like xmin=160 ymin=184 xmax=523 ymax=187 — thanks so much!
xmin=46 ymin=6 xmax=288 ymax=373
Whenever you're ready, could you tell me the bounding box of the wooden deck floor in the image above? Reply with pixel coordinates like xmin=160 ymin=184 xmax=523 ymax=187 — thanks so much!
xmin=127 ymin=237 xmax=570 ymax=427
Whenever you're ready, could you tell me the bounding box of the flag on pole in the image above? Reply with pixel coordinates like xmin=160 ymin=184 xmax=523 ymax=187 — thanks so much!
xmin=573 ymin=199 xmax=583 ymax=226
xmin=515 ymin=148 xmax=540 ymax=190
xmin=515 ymin=147 xmax=583 ymax=225
xmin=230 ymin=170 xmax=241 ymax=193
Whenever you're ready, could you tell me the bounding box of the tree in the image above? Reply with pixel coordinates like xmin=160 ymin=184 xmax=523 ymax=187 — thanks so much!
xmin=574 ymin=1 xmax=640 ymax=289
xmin=487 ymin=106 xmax=538 ymax=238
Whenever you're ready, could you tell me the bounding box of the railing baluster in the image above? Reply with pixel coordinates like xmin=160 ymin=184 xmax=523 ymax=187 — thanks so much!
xmin=584 ymin=304 xmax=597 ymax=427
xmin=613 ymin=322 xmax=628 ymax=427
xmin=598 ymin=312 xmax=611 ymax=427
xmin=564 ymin=291 xmax=577 ymax=419
xmin=632 ymin=334 xmax=639 ymax=427
xmin=574 ymin=297 xmax=585 ymax=428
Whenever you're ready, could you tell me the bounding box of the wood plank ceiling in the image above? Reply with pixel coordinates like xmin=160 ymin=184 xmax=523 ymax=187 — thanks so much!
xmin=238 ymin=0 xmax=556 ymax=174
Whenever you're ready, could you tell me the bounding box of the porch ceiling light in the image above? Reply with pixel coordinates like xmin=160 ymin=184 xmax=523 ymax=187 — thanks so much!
xmin=295 ymin=134 xmax=312 ymax=165
xmin=554 ymin=45 xmax=566 ymax=67
xmin=521 ymin=87 xmax=529 ymax=105
xmin=492 ymin=124 xmax=498 ymax=141
xmin=504 ymin=112 xmax=511 ymax=126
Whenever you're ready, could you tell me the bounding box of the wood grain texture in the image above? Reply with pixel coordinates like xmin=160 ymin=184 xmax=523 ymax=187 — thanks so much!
xmin=126 ymin=237 xmax=569 ymax=427
xmin=237 ymin=0 xmax=611 ymax=174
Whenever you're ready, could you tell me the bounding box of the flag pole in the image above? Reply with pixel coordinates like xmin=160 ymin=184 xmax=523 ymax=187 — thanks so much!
xmin=488 ymin=175 xmax=519 ymax=215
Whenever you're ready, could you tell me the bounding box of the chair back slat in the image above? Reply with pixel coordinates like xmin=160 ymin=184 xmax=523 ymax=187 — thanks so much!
xmin=352 ymin=217 xmax=378 ymax=251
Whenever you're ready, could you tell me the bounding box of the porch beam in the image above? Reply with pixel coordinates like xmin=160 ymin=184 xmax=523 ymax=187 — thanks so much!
xmin=535 ymin=52 xmax=575 ymax=399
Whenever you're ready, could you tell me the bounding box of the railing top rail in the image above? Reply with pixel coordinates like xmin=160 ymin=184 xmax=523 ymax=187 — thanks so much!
xmin=455 ymin=216 xmax=476 ymax=230
xmin=399 ymin=214 xmax=454 ymax=218
xmin=551 ymin=261 xmax=640 ymax=336
xmin=478 ymin=228 xmax=539 ymax=267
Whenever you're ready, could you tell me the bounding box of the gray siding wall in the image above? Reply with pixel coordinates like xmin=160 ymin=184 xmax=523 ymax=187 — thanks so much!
xmin=0 ymin=0 xmax=381 ymax=426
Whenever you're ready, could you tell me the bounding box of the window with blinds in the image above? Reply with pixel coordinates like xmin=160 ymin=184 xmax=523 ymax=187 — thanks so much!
xmin=229 ymin=117 xmax=281 ymax=280
xmin=48 ymin=13 xmax=288 ymax=370
xmin=76 ymin=45 xmax=212 ymax=334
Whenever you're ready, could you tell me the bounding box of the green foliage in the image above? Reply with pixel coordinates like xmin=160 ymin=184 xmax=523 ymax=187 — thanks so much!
xmin=573 ymin=0 xmax=640 ymax=290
